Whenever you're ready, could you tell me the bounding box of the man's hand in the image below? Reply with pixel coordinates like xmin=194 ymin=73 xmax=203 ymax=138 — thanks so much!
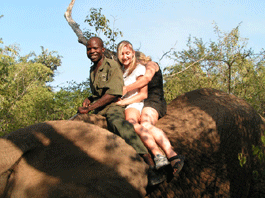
xmin=82 ymin=98 xmax=91 ymax=107
xmin=78 ymin=106 xmax=90 ymax=114
xmin=78 ymin=94 xmax=118 ymax=114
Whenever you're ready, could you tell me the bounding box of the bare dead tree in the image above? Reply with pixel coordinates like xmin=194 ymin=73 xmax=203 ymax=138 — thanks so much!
xmin=64 ymin=0 xmax=117 ymax=60
xmin=64 ymin=0 xmax=87 ymax=45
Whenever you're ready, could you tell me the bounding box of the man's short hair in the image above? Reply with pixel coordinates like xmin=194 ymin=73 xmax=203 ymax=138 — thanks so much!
xmin=88 ymin=37 xmax=104 ymax=48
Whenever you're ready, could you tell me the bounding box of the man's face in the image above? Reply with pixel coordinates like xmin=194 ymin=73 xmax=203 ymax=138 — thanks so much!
xmin=86 ymin=38 xmax=105 ymax=63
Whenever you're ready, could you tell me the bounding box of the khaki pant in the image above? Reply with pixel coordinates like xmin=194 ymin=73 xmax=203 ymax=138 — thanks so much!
xmin=97 ymin=103 xmax=148 ymax=155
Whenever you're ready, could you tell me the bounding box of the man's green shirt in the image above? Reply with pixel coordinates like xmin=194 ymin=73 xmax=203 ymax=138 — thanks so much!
xmin=90 ymin=57 xmax=123 ymax=100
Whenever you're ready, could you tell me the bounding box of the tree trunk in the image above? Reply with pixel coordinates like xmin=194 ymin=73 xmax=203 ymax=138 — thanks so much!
xmin=64 ymin=0 xmax=118 ymax=61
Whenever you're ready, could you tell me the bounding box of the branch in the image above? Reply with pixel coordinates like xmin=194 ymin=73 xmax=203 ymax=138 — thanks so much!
xmin=64 ymin=0 xmax=117 ymax=60
xmin=165 ymin=53 xmax=209 ymax=79
xmin=64 ymin=0 xmax=88 ymax=45
xmin=159 ymin=41 xmax=177 ymax=62
xmin=166 ymin=38 xmax=229 ymax=78
xmin=174 ymin=56 xmax=207 ymax=75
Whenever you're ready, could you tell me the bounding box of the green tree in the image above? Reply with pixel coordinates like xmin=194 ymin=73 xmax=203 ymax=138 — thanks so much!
xmin=83 ymin=8 xmax=123 ymax=51
xmin=0 ymin=43 xmax=62 ymax=135
xmin=164 ymin=24 xmax=265 ymax=115
xmin=32 ymin=46 xmax=62 ymax=79
xmin=52 ymin=80 xmax=91 ymax=120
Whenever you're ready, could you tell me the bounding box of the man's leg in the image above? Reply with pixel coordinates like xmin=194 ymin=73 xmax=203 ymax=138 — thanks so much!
xmin=103 ymin=104 xmax=167 ymax=186
xmin=104 ymin=104 xmax=148 ymax=155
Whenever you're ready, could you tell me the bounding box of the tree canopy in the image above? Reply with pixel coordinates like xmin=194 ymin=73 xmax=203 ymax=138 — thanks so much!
xmin=83 ymin=7 xmax=123 ymax=51
xmin=0 ymin=41 xmax=92 ymax=135
xmin=163 ymin=23 xmax=265 ymax=116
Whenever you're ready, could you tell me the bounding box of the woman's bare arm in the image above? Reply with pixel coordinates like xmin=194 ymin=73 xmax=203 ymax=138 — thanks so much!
xmin=117 ymin=76 xmax=148 ymax=106
xmin=123 ymin=61 xmax=158 ymax=95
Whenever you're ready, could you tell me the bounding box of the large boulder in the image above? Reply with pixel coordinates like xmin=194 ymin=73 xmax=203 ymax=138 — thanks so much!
xmin=147 ymin=88 xmax=265 ymax=197
xmin=0 ymin=121 xmax=148 ymax=198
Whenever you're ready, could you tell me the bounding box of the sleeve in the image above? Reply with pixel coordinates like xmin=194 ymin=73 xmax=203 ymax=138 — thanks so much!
xmin=134 ymin=64 xmax=146 ymax=78
xmin=104 ymin=63 xmax=124 ymax=96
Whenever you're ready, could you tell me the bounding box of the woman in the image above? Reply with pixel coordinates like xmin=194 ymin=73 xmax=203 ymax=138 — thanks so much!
xmin=116 ymin=41 xmax=184 ymax=174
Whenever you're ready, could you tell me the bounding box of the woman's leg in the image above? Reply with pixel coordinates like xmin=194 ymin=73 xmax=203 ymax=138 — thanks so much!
xmin=141 ymin=107 xmax=178 ymax=159
xmin=140 ymin=107 xmax=184 ymax=174
xmin=125 ymin=108 xmax=163 ymax=157
xmin=124 ymin=107 xmax=168 ymax=184
xmin=140 ymin=107 xmax=159 ymax=125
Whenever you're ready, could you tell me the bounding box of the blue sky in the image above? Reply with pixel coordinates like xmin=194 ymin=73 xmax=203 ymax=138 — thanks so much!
xmin=1 ymin=0 xmax=264 ymax=89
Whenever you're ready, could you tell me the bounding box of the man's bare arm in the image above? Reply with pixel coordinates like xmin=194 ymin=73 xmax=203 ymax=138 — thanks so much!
xmin=78 ymin=94 xmax=119 ymax=114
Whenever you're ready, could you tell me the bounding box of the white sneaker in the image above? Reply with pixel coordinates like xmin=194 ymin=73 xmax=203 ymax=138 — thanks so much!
xmin=154 ymin=154 xmax=170 ymax=169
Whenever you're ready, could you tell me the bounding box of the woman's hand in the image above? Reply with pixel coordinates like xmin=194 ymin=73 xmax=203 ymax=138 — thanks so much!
xmin=116 ymin=98 xmax=124 ymax=106
xmin=123 ymin=86 xmax=128 ymax=96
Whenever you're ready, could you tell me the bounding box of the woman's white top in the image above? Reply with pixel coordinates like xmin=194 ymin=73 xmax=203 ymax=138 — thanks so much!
xmin=123 ymin=64 xmax=146 ymax=112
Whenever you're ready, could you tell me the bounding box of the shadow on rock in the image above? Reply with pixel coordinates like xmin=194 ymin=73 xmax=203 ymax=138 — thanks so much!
xmin=0 ymin=120 xmax=148 ymax=198
xmin=148 ymin=88 xmax=265 ymax=198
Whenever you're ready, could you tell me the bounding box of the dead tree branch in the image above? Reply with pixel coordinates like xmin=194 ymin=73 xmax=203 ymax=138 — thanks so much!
xmin=64 ymin=0 xmax=88 ymax=45
xmin=64 ymin=0 xmax=117 ymax=60
xmin=159 ymin=41 xmax=177 ymax=62
xmin=174 ymin=56 xmax=207 ymax=75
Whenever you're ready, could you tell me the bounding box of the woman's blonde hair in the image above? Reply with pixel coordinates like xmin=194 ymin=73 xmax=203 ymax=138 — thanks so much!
xmin=117 ymin=40 xmax=136 ymax=76
xmin=135 ymin=51 xmax=152 ymax=65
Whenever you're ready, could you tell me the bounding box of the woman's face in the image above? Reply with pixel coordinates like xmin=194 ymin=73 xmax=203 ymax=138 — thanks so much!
xmin=120 ymin=46 xmax=134 ymax=67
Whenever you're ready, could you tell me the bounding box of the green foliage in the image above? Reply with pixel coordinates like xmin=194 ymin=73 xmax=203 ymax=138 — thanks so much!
xmin=237 ymin=128 xmax=265 ymax=181
xmin=238 ymin=153 xmax=247 ymax=167
xmin=250 ymin=134 xmax=265 ymax=180
xmin=31 ymin=46 xmax=62 ymax=80
xmin=252 ymin=145 xmax=265 ymax=163
xmin=52 ymin=80 xmax=91 ymax=120
xmin=0 ymin=43 xmax=62 ymax=135
xmin=0 ymin=24 xmax=91 ymax=136
xmin=164 ymin=23 xmax=265 ymax=116
xmin=0 ymin=42 xmax=91 ymax=136
xmin=83 ymin=8 xmax=123 ymax=51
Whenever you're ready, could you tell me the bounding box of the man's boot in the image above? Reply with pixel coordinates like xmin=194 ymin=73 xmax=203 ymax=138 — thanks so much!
xmin=141 ymin=153 xmax=167 ymax=186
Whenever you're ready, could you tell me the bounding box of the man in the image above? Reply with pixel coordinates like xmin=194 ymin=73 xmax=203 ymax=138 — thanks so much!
xmin=78 ymin=37 xmax=166 ymax=186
